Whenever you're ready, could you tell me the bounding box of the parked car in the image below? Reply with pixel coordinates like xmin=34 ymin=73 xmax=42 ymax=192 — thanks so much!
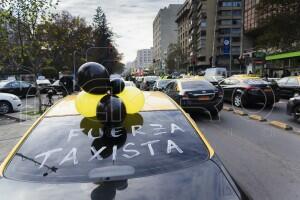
xmin=37 ymin=79 xmax=52 ymax=93
xmin=124 ymin=81 xmax=136 ymax=87
xmin=277 ymin=76 xmax=300 ymax=98
xmin=287 ymin=96 xmax=300 ymax=120
xmin=0 ymin=94 xmax=250 ymax=199
xmin=153 ymin=79 xmax=173 ymax=91
xmin=164 ymin=79 xmax=223 ymax=116
xmin=0 ymin=80 xmax=36 ymax=98
xmin=140 ymin=76 xmax=160 ymax=91
xmin=0 ymin=93 xmax=22 ymax=114
xmin=220 ymin=75 xmax=280 ymax=107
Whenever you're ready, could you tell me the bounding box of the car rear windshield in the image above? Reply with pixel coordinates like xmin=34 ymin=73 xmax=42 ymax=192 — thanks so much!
xmin=181 ymin=80 xmax=214 ymax=90
xmin=4 ymin=111 xmax=209 ymax=183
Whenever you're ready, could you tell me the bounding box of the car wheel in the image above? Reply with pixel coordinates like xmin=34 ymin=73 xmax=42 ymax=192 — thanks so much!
xmin=293 ymin=105 xmax=300 ymax=120
xmin=0 ymin=101 xmax=12 ymax=115
xmin=233 ymin=93 xmax=242 ymax=107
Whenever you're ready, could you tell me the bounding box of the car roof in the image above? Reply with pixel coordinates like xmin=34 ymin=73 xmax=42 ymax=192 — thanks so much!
xmin=230 ymin=74 xmax=260 ymax=80
xmin=46 ymin=92 xmax=179 ymax=117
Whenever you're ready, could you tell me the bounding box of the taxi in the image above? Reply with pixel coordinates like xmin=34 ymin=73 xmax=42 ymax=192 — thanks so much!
xmin=0 ymin=92 xmax=249 ymax=200
xmin=220 ymin=75 xmax=280 ymax=107
xmin=164 ymin=78 xmax=223 ymax=116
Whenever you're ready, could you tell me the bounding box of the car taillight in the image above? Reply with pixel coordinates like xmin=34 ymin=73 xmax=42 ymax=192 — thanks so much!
xmin=245 ymin=86 xmax=259 ymax=91
xmin=182 ymin=92 xmax=189 ymax=100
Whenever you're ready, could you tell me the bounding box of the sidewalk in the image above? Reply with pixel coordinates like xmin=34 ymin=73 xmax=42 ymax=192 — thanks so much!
xmin=0 ymin=120 xmax=35 ymax=163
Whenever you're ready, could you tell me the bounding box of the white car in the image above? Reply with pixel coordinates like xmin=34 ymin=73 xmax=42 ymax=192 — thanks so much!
xmin=0 ymin=93 xmax=22 ymax=114
xmin=124 ymin=81 xmax=136 ymax=87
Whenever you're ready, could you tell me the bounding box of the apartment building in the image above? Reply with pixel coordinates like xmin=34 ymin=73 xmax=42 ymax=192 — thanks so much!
xmin=176 ymin=0 xmax=243 ymax=73
xmin=135 ymin=48 xmax=153 ymax=69
xmin=153 ymin=4 xmax=181 ymax=73
xmin=176 ymin=0 xmax=191 ymax=63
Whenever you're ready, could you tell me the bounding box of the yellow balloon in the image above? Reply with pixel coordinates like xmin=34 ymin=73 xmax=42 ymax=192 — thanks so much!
xmin=118 ymin=86 xmax=145 ymax=114
xmin=75 ymin=91 xmax=104 ymax=118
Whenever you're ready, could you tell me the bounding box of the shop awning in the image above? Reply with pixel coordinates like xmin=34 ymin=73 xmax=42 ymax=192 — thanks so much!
xmin=266 ymin=51 xmax=300 ymax=61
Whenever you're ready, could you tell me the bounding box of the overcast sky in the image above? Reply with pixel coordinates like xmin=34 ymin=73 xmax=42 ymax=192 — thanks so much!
xmin=58 ymin=0 xmax=184 ymax=63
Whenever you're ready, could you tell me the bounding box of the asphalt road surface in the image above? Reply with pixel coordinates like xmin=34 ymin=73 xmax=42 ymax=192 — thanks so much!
xmin=224 ymin=99 xmax=300 ymax=131
xmin=193 ymin=110 xmax=300 ymax=200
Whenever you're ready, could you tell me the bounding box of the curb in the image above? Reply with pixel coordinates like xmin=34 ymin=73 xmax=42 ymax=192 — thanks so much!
xmin=233 ymin=110 xmax=248 ymax=116
xmin=249 ymin=115 xmax=267 ymax=122
xmin=223 ymin=106 xmax=233 ymax=111
xmin=269 ymin=121 xmax=293 ymax=131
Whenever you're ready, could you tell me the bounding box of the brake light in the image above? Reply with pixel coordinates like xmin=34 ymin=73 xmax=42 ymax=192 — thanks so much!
xmin=245 ymin=86 xmax=259 ymax=91
xmin=182 ymin=92 xmax=189 ymax=100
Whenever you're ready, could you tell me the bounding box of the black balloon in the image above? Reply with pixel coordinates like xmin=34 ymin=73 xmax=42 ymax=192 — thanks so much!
xmin=110 ymin=78 xmax=125 ymax=94
xmin=77 ymin=62 xmax=110 ymax=94
xmin=96 ymin=95 xmax=126 ymax=125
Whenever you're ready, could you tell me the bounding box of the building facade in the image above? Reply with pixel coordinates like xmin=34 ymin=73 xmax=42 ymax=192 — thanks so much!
xmin=176 ymin=0 xmax=243 ymax=74
xmin=243 ymin=0 xmax=300 ymax=77
xmin=135 ymin=48 xmax=153 ymax=69
xmin=153 ymin=4 xmax=182 ymax=73
xmin=176 ymin=0 xmax=191 ymax=65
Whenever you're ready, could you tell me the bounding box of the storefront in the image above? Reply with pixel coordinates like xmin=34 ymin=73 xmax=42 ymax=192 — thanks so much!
xmin=266 ymin=51 xmax=300 ymax=77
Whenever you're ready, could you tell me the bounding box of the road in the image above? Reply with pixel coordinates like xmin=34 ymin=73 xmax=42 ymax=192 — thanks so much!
xmin=193 ymin=107 xmax=300 ymax=200
xmin=1 ymin=96 xmax=300 ymax=199
xmin=224 ymin=99 xmax=300 ymax=131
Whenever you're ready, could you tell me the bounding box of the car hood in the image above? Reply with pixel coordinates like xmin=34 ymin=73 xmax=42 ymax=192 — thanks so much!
xmin=0 ymin=160 xmax=242 ymax=200
xmin=0 ymin=93 xmax=19 ymax=99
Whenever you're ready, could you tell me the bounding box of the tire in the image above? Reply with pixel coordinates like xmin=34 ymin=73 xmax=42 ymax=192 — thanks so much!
xmin=233 ymin=93 xmax=243 ymax=107
xmin=293 ymin=105 xmax=300 ymax=120
xmin=0 ymin=101 xmax=12 ymax=115
xmin=210 ymin=110 xmax=219 ymax=117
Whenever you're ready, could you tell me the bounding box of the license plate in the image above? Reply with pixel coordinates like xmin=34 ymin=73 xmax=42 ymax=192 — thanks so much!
xmin=264 ymin=89 xmax=272 ymax=92
xmin=198 ymin=96 xmax=210 ymax=100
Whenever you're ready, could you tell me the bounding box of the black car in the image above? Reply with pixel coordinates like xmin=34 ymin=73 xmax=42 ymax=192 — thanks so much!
xmin=0 ymin=80 xmax=36 ymax=98
xmin=287 ymin=96 xmax=300 ymax=120
xmin=164 ymin=79 xmax=223 ymax=116
xmin=220 ymin=76 xmax=280 ymax=107
xmin=140 ymin=76 xmax=160 ymax=91
xmin=277 ymin=76 xmax=300 ymax=98
xmin=153 ymin=79 xmax=173 ymax=91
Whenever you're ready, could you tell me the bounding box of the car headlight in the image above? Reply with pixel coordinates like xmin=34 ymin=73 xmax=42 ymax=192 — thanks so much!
xmin=290 ymin=98 xmax=295 ymax=101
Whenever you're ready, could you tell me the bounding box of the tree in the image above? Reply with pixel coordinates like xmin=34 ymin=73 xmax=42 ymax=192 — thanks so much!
xmin=2 ymin=0 xmax=59 ymax=113
xmin=165 ymin=43 xmax=185 ymax=74
xmin=254 ymin=0 xmax=300 ymax=51
xmin=89 ymin=6 xmax=123 ymax=74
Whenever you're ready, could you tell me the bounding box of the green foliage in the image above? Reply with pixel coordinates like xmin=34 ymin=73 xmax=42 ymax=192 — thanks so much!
xmin=165 ymin=43 xmax=185 ymax=74
xmin=254 ymin=0 xmax=300 ymax=51
xmin=40 ymin=67 xmax=57 ymax=79
xmin=0 ymin=3 xmax=124 ymax=75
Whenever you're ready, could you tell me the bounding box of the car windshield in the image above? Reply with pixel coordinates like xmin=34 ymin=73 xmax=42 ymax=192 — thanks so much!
xmin=4 ymin=110 xmax=209 ymax=183
xmin=181 ymin=81 xmax=214 ymax=90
